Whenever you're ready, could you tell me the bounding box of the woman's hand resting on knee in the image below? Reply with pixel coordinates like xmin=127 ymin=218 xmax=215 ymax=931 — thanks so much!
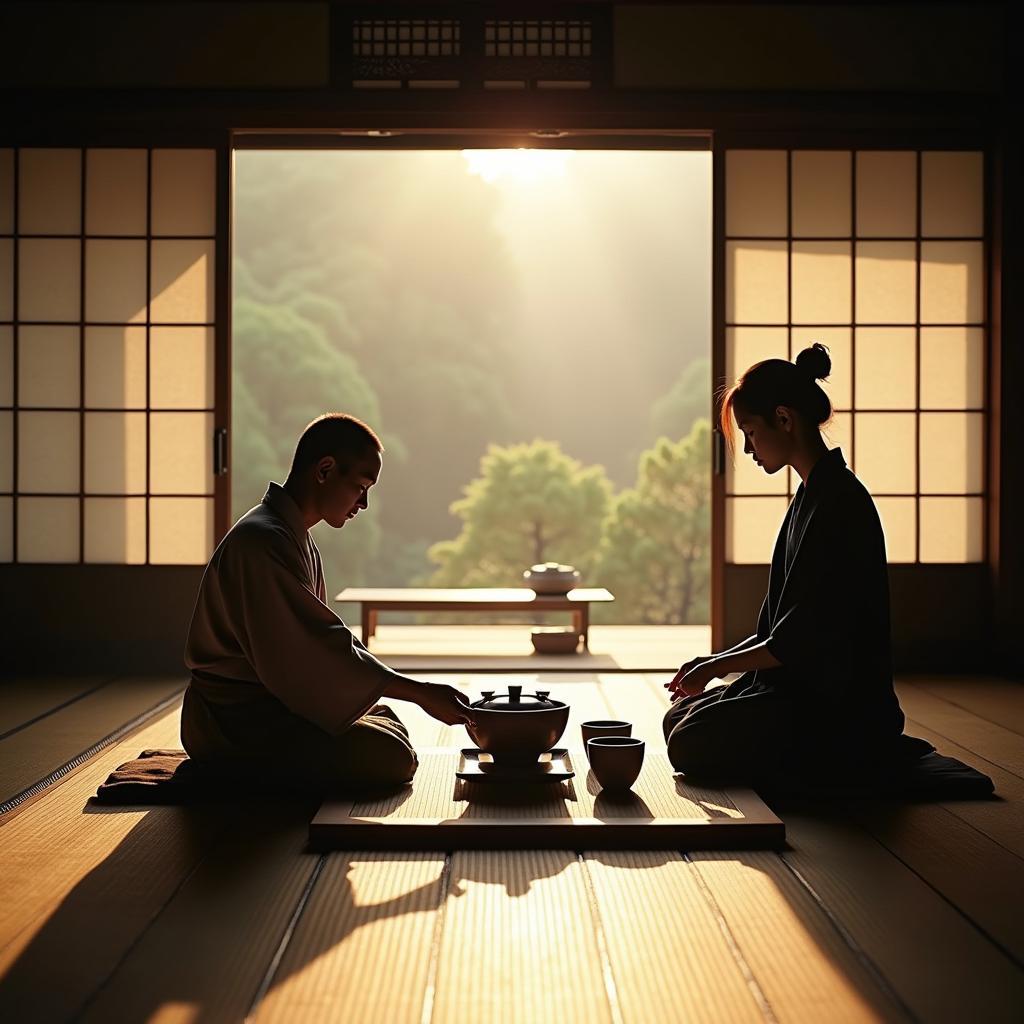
xmin=665 ymin=656 xmax=719 ymax=699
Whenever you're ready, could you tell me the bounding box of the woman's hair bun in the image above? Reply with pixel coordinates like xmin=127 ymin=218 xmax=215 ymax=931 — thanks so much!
xmin=795 ymin=342 xmax=831 ymax=381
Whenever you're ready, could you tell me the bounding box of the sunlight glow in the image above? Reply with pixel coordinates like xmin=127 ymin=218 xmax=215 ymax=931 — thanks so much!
xmin=462 ymin=148 xmax=572 ymax=184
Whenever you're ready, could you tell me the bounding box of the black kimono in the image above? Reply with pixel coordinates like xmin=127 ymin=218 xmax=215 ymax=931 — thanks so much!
xmin=664 ymin=448 xmax=929 ymax=783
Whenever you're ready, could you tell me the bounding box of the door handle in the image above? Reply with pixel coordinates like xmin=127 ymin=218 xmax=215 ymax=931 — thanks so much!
xmin=713 ymin=429 xmax=725 ymax=476
xmin=214 ymin=427 xmax=229 ymax=476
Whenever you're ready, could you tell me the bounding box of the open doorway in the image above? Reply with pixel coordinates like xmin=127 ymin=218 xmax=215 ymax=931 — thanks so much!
xmin=231 ymin=146 xmax=712 ymax=640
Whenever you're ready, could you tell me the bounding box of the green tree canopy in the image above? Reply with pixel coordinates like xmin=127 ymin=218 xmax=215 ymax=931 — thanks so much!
xmin=594 ymin=420 xmax=711 ymax=624
xmin=429 ymin=440 xmax=613 ymax=587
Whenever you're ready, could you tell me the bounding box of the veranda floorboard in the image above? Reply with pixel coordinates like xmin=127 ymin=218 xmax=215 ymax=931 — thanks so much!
xmin=909 ymin=677 xmax=1024 ymax=738
xmin=896 ymin=682 xmax=1024 ymax=780
xmin=431 ymin=850 xmax=614 ymax=1024
xmin=0 ymin=676 xmax=113 ymax=738
xmin=0 ymin=707 xmax=238 ymax=1024
xmin=780 ymin=812 xmax=1024 ymax=1024
xmin=79 ymin=799 xmax=318 ymax=1024
xmin=253 ymin=853 xmax=446 ymax=1024
xmin=584 ymin=850 xmax=765 ymax=1024
xmin=0 ymin=676 xmax=187 ymax=806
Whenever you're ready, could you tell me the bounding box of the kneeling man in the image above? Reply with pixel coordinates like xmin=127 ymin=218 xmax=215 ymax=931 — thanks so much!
xmin=182 ymin=413 xmax=472 ymax=790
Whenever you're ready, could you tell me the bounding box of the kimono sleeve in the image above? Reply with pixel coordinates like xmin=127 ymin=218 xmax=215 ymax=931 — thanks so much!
xmin=224 ymin=534 xmax=406 ymax=734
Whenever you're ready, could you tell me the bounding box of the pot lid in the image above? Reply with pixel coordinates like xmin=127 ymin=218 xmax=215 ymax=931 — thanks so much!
xmin=471 ymin=684 xmax=563 ymax=710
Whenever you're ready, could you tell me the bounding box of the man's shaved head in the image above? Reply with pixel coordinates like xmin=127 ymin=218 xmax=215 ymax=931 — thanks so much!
xmin=290 ymin=413 xmax=383 ymax=475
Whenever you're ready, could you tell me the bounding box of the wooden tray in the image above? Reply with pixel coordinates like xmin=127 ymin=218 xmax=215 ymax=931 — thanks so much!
xmin=456 ymin=748 xmax=574 ymax=783
xmin=310 ymin=748 xmax=784 ymax=850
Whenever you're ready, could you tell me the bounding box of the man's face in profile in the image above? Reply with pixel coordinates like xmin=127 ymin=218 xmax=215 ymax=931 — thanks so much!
xmin=318 ymin=448 xmax=382 ymax=528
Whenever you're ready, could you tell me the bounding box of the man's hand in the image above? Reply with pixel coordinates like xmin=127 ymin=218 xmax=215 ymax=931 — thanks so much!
xmin=665 ymin=655 xmax=718 ymax=700
xmin=416 ymin=682 xmax=476 ymax=728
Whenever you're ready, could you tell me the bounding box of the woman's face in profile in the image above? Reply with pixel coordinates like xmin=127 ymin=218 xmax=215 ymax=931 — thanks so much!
xmin=735 ymin=410 xmax=790 ymax=475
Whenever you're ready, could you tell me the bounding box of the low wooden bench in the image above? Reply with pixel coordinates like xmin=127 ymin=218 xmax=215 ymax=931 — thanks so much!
xmin=334 ymin=587 xmax=615 ymax=649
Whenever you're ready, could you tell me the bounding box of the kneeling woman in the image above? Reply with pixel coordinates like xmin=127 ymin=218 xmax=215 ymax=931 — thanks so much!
xmin=664 ymin=343 xmax=930 ymax=784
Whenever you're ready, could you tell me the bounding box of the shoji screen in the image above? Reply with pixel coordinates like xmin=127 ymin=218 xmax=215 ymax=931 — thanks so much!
xmin=724 ymin=149 xmax=985 ymax=565
xmin=0 ymin=148 xmax=216 ymax=565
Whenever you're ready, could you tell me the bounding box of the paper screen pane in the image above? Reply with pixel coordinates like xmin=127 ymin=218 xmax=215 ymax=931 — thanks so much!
xmin=17 ymin=497 xmax=79 ymax=562
xmin=18 ymin=412 xmax=79 ymax=492
xmin=0 ymin=412 xmax=11 ymax=491
xmin=875 ymin=497 xmax=916 ymax=563
xmin=151 ymin=240 xmax=215 ymax=324
xmin=0 ymin=150 xmax=13 ymax=235
xmin=920 ymin=242 xmax=984 ymax=325
xmin=86 ymin=149 xmax=147 ymax=236
xmin=85 ymin=412 xmax=147 ymax=494
xmin=920 ymin=413 xmax=983 ymax=494
xmin=921 ymin=152 xmax=983 ymax=238
xmin=86 ymin=240 xmax=147 ymax=323
xmin=149 ymin=497 xmax=213 ymax=564
xmin=19 ymin=240 xmax=80 ymax=322
xmin=856 ymin=151 xmax=917 ymax=238
xmin=0 ymin=497 xmax=11 ymax=562
xmin=791 ymin=151 xmax=850 ymax=237
xmin=855 ymin=242 xmax=916 ymax=324
xmin=151 ymin=150 xmax=216 ymax=236
xmin=0 ymin=240 xmax=12 ymax=322
xmin=19 ymin=149 xmax=81 ymax=235
xmin=854 ymin=413 xmax=915 ymax=494
xmin=854 ymin=328 xmax=916 ymax=409
xmin=84 ymin=497 xmax=146 ymax=563
xmin=920 ymin=497 xmax=983 ymax=562
xmin=727 ymin=497 xmax=788 ymax=564
xmin=150 ymin=412 xmax=213 ymax=494
xmin=920 ymin=328 xmax=984 ymax=409
xmin=792 ymin=242 xmax=850 ymax=324
xmin=150 ymin=327 xmax=215 ymax=409
xmin=84 ymin=327 xmax=148 ymax=409
xmin=726 ymin=151 xmax=786 ymax=237
xmin=0 ymin=327 xmax=11 ymax=406
xmin=18 ymin=326 xmax=79 ymax=408
xmin=727 ymin=242 xmax=787 ymax=324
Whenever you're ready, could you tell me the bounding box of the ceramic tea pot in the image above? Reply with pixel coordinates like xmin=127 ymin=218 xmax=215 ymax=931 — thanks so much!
xmin=467 ymin=684 xmax=570 ymax=766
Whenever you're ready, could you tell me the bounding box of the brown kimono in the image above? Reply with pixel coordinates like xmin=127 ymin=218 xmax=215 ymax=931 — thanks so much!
xmin=182 ymin=483 xmax=416 ymax=788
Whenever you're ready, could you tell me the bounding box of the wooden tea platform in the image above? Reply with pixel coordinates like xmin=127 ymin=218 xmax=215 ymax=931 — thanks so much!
xmin=311 ymin=748 xmax=784 ymax=850
xmin=2 ymin=670 xmax=1023 ymax=1023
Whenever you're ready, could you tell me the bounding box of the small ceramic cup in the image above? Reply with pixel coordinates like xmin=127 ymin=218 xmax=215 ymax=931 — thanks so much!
xmin=581 ymin=720 xmax=632 ymax=759
xmin=587 ymin=736 xmax=645 ymax=791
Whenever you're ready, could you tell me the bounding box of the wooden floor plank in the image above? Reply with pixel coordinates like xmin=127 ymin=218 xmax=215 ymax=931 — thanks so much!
xmin=0 ymin=676 xmax=187 ymax=806
xmin=691 ymin=850 xmax=904 ymax=1023
xmin=896 ymin=682 xmax=1024 ymax=780
xmin=0 ymin=676 xmax=113 ymax=738
xmin=80 ymin=799 xmax=319 ymax=1024
xmin=903 ymin=717 xmax=1024 ymax=859
xmin=847 ymin=799 xmax=1024 ymax=967
xmin=909 ymin=676 xmax=1024 ymax=738
xmin=780 ymin=812 xmax=1024 ymax=1023
xmin=255 ymin=852 xmax=446 ymax=1024
xmin=431 ymin=850 xmax=613 ymax=1024
xmin=0 ymin=707 xmax=237 ymax=1024
xmin=585 ymin=851 xmax=765 ymax=1024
